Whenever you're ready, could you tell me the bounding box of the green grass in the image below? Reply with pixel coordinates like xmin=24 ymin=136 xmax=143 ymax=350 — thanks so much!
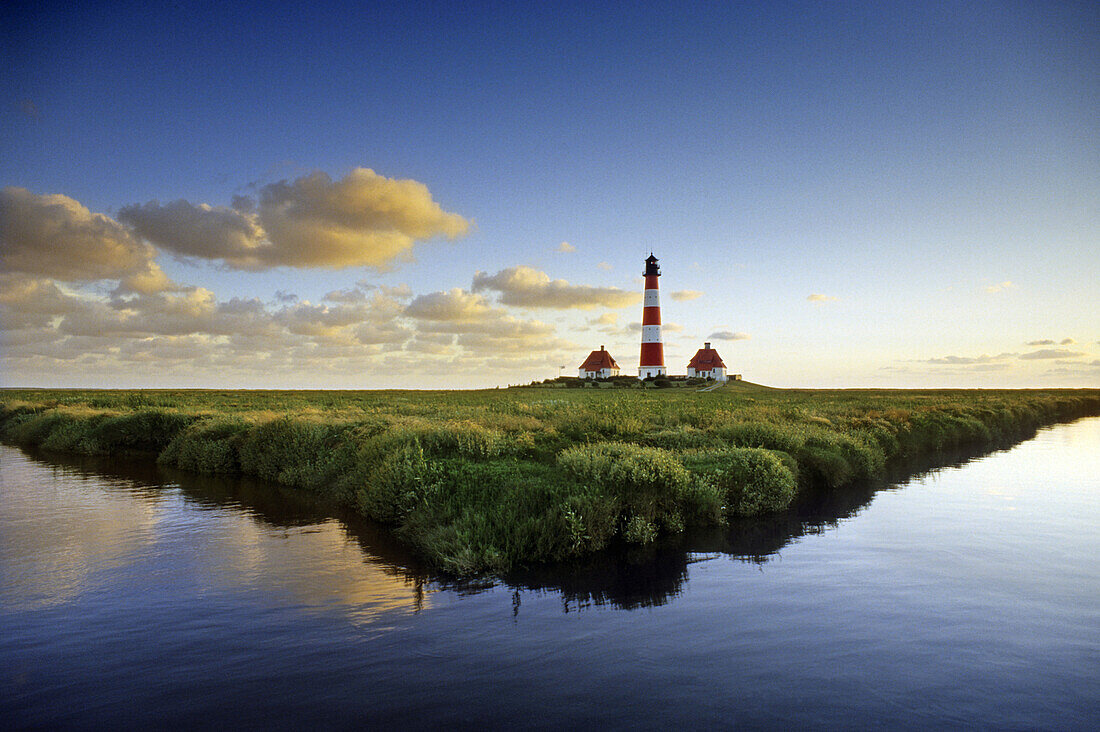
xmin=2 ymin=385 xmax=1098 ymax=575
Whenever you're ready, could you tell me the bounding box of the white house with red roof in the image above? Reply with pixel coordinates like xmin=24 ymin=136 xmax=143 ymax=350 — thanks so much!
xmin=578 ymin=345 xmax=620 ymax=379
xmin=686 ymin=342 xmax=728 ymax=381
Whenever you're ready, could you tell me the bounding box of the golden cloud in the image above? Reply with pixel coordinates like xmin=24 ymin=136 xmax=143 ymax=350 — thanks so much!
xmin=456 ymin=331 xmax=573 ymax=354
xmin=405 ymin=288 xmax=495 ymax=322
xmin=590 ymin=312 xmax=618 ymax=326
xmin=0 ymin=187 xmax=170 ymax=293
xmin=984 ymin=281 xmax=1014 ymax=294
xmin=670 ymin=290 xmax=702 ymax=301
xmin=402 ymin=287 xmax=568 ymax=356
xmin=0 ymin=274 xmax=85 ymax=329
xmin=471 ymin=266 xmax=640 ymax=309
xmin=119 ymin=168 xmax=470 ymax=270
xmin=3 ymin=274 xmax=569 ymax=375
xmin=119 ymin=200 xmax=263 ymax=263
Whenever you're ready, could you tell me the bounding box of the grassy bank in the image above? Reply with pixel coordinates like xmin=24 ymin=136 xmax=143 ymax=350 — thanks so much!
xmin=3 ymin=386 xmax=1098 ymax=575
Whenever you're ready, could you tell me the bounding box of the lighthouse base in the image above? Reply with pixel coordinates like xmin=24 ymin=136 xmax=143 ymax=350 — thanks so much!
xmin=638 ymin=366 xmax=667 ymax=379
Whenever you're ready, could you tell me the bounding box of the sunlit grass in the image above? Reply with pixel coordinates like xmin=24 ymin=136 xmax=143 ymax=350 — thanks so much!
xmin=2 ymin=385 xmax=1097 ymax=575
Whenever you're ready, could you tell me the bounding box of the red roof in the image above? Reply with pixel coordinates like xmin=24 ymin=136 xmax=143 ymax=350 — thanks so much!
xmin=687 ymin=346 xmax=726 ymax=370
xmin=580 ymin=347 xmax=619 ymax=371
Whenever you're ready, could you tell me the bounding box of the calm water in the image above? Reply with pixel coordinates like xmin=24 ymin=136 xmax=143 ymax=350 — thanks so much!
xmin=2 ymin=419 xmax=1099 ymax=729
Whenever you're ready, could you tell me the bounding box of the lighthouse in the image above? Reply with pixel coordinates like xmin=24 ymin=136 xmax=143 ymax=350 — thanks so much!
xmin=638 ymin=254 xmax=667 ymax=378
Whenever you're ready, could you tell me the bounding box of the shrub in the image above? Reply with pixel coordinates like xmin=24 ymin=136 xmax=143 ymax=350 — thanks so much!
xmin=640 ymin=426 xmax=723 ymax=451
xmin=558 ymin=442 xmax=693 ymax=541
xmin=40 ymin=417 xmax=102 ymax=453
xmin=90 ymin=411 xmax=196 ymax=454
xmin=3 ymin=410 xmax=111 ymax=454
xmin=418 ymin=421 xmax=505 ymax=459
xmin=357 ymin=439 xmax=438 ymax=523
xmin=554 ymin=409 xmax=644 ymax=442
xmin=851 ymin=423 xmax=900 ymax=459
xmin=795 ymin=436 xmax=855 ymax=488
xmin=5 ymin=411 xmax=74 ymax=446
xmin=675 ymin=478 xmax=725 ymax=526
xmin=238 ymin=417 xmax=348 ymax=490
xmin=559 ymin=442 xmax=689 ymax=512
xmin=622 ymin=514 xmax=658 ymax=544
xmin=397 ymin=459 xmax=606 ymax=574
xmin=684 ymin=448 xmax=797 ymax=516
xmin=718 ymin=421 xmax=805 ymax=454
xmin=160 ymin=418 xmax=250 ymax=474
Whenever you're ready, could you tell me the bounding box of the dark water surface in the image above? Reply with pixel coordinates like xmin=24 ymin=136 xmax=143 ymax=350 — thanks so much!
xmin=3 ymin=419 xmax=1099 ymax=729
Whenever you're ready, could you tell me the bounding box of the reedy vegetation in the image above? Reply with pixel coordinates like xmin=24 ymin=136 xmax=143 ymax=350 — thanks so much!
xmin=2 ymin=386 xmax=1098 ymax=575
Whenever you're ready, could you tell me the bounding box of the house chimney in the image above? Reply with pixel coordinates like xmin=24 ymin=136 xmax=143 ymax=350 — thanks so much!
xmin=600 ymin=345 xmax=605 ymax=351
xmin=705 ymin=342 xmax=711 ymax=350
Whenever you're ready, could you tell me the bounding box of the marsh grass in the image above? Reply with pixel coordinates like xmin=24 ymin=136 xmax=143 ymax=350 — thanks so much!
xmin=2 ymin=386 xmax=1098 ymax=575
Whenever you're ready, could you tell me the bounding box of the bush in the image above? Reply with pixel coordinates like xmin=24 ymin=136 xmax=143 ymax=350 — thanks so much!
xmin=559 ymin=442 xmax=689 ymax=505
xmin=40 ymin=417 xmax=102 ymax=453
xmin=558 ymin=442 xmax=692 ymax=542
xmin=5 ymin=411 xmax=77 ymax=447
xmin=159 ymin=418 xmax=250 ymax=474
xmin=640 ymin=426 xmax=723 ymax=451
xmin=397 ymin=459 xmax=611 ymax=574
xmin=683 ymin=448 xmax=797 ymax=516
xmin=238 ymin=417 xmax=348 ymax=490
xmin=718 ymin=421 xmax=805 ymax=454
xmin=554 ymin=409 xmax=644 ymax=442
xmin=795 ymin=437 xmax=854 ymax=488
xmin=357 ymin=439 xmax=438 ymax=523
xmin=90 ymin=411 xmax=195 ymax=454
xmin=418 ymin=421 xmax=505 ymax=459
xmin=622 ymin=514 xmax=658 ymax=544
xmin=3 ymin=410 xmax=111 ymax=454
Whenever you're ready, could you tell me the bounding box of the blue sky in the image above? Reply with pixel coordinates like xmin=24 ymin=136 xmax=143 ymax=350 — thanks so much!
xmin=2 ymin=1 xmax=1097 ymax=387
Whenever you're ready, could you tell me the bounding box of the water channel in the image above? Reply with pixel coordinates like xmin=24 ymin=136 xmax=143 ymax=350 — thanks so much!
xmin=3 ymin=418 xmax=1098 ymax=728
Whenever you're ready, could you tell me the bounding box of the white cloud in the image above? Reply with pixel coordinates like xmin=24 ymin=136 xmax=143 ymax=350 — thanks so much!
xmin=471 ymin=266 xmax=640 ymax=310
xmin=925 ymin=353 xmax=1016 ymax=365
xmin=670 ymin=290 xmax=703 ymax=302
xmin=1019 ymin=349 xmax=1085 ymax=360
xmin=708 ymin=331 xmax=750 ymax=341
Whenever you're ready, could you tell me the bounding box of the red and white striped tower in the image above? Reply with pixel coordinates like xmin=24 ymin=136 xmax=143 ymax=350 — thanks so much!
xmin=638 ymin=253 xmax=666 ymax=378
